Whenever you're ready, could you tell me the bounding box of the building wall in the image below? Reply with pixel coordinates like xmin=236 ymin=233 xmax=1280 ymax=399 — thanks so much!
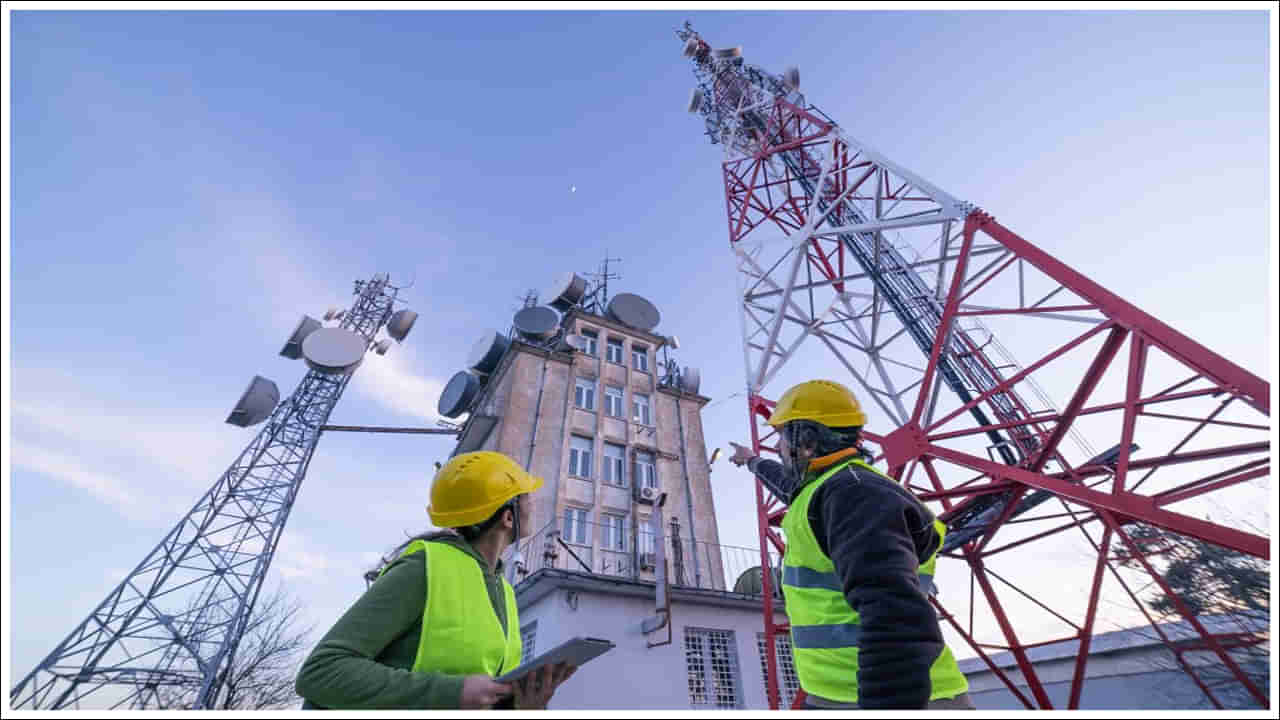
xmin=516 ymin=576 xmax=790 ymax=710
xmin=462 ymin=309 xmax=721 ymax=586
xmin=961 ymin=643 xmax=1267 ymax=710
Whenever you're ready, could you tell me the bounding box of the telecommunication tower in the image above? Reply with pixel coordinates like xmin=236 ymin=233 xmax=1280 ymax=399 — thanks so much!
xmin=676 ymin=23 xmax=1269 ymax=710
xmin=11 ymin=274 xmax=420 ymax=709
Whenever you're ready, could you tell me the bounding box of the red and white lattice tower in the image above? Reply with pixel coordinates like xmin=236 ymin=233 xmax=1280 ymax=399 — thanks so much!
xmin=676 ymin=23 xmax=1270 ymax=710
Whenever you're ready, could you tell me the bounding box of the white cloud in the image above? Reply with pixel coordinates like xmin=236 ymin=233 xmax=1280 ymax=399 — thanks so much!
xmin=11 ymin=397 xmax=243 ymax=499
xmin=351 ymin=346 xmax=450 ymax=425
xmin=10 ymin=440 xmax=138 ymax=514
xmin=273 ymin=532 xmax=331 ymax=581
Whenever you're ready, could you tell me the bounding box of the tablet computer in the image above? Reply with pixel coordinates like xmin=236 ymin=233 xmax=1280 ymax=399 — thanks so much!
xmin=495 ymin=636 xmax=615 ymax=684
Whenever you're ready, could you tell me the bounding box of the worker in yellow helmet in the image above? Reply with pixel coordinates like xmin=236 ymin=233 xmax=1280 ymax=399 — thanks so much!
xmin=729 ymin=380 xmax=972 ymax=710
xmin=296 ymin=451 xmax=575 ymax=709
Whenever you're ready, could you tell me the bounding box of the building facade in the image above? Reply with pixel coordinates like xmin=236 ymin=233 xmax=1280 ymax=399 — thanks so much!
xmin=453 ymin=307 xmax=725 ymax=589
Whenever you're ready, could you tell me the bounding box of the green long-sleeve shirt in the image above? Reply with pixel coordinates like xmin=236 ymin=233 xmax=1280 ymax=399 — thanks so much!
xmin=294 ymin=532 xmax=513 ymax=709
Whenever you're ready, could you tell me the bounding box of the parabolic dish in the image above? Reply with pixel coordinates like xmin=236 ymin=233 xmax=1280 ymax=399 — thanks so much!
xmin=681 ymin=366 xmax=701 ymax=395
xmin=468 ymin=331 xmax=510 ymax=374
xmin=543 ymin=272 xmax=587 ymax=311
xmin=606 ymin=293 xmax=661 ymax=332
xmin=280 ymin=314 xmax=322 ymax=360
xmin=514 ymin=306 xmax=560 ymax=340
xmin=386 ymin=309 xmax=418 ymax=342
xmin=438 ymin=370 xmax=481 ymax=418
xmin=226 ymin=375 xmax=280 ymax=428
xmin=301 ymin=327 xmax=367 ymax=375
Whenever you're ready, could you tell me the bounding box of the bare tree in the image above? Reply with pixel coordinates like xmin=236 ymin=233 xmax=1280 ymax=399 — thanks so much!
xmin=1114 ymin=522 xmax=1269 ymax=709
xmin=156 ymin=586 xmax=314 ymax=710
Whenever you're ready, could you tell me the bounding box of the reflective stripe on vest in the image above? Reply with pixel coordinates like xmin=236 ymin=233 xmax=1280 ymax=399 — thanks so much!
xmin=387 ymin=540 xmax=523 ymax=678
xmin=780 ymin=458 xmax=969 ymax=703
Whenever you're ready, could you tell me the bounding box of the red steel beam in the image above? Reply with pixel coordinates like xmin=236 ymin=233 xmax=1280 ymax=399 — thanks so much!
xmin=926 ymin=444 xmax=1269 ymax=558
xmin=974 ymin=213 xmax=1269 ymax=414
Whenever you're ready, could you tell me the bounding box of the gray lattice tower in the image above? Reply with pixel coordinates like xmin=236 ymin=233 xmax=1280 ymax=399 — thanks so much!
xmin=11 ymin=274 xmax=404 ymax=709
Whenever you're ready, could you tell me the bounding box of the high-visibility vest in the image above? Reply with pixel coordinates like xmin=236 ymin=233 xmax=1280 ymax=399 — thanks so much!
xmin=386 ymin=540 xmax=523 ymax=678
xmin=780 ymin=458 xmax=968 ymax=704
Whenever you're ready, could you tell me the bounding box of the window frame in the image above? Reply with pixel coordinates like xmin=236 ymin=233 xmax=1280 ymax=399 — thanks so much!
xmin=633 ymin=392 xmax=652 ymax=426
xmin=574 ymin=377 xmax=596 ymax=411
xmin=604 ymin=384 xmax=625 ymax=418
xmin=632 ymin=344 xmax=649 ymax=373
xmin=605 ymin=337 xmax=625 ymax=365
xmin=684 ymin=627 xmax=743 ymax=709
xmin=568 ymin=435 xmax=594 ymax=479
xmin=602 ymin=442 xmax=627 ymax=487
xmin=563 ymin=507 xmax=590 ymax=546
xmin=579 ymin=328 xmax=599 ymax=356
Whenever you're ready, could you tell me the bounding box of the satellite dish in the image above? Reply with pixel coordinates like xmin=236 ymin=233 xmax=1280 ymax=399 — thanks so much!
xmin=783 ymin=66 xmax=800 ymax=90
xmin=714 ymin=46 xmax=742 ymax=60
xmin=467 ymin=331 xmax=510 ymax=374
xmin=386 ymin=309 xmax=418 ymax=342
xmin=438 ymin=370 xmax=481 ymax=419
xmin=372 ymin=272 xmax=389 ymax=284
xmin=687 ymin=87 xmax=704 ymax=113
xmin=301 ymin=327 xmax=367 ymax=375
xmin=226 ymin=376 xmax=279 ymax=428
xmin=374 ymin=339 xmax=393 ymax=356
xmin=606 ymin=293 xmax=661 ymax=332
xmin=733 ymin=566 xmax=782 ymax=596
xmin=680 ymin=366 xmax=701 ymax=395
xmin=514 ymin=306 xmax=560 ymax=341
xmin=666 ymin=334 xmax=681 ymax=350
xmin=682 ymin=37 xmax=700 ymax=58
xmin=323 ymin=307 xmax=341 ymax=321
xmin=543 ymin=272 xmax=588 ymax=311
xmin=279 ymin=314 xmax=322 ymax=359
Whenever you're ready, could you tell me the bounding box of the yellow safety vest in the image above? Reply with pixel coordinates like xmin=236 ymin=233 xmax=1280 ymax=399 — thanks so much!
xmin=389 ymin=540 xmax=523 ymax=678
xmin=780 ymin=458 xmax=968 ymax=704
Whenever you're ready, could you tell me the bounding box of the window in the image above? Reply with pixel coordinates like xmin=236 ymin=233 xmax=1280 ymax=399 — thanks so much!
xmin=638 ymin=522 xmax=656 ymax=555
xmin=604 ymin=385 xmax=625 ymax=417
xmin=756 ymin=633 xmax=800 ymax=709
xmin=632 ymin=345 xmax=649 ymax=372
xmin=606 ymin=337 xmax=624 ymax=364
xmin=575 ymin=377 xmax=596 ymax=411
xmin=580 ymin=329 xmax=598 ymax=356
xmin=563 ymin=508 xmax=589 ymax=545
xmin=603 ymin=442 xmax=627 ymax=487
xmin=521 ymin=622 xmax=538 ymax=664
xmin=636 ymin=450 xmax=657 ymax=490
xmin=685 ymin=628 xmax=741 ymax=708
xmin=633 ymin=393 xmax=651 ymax=425
xmin=602 ymin=513 xmax=628 ymax=552
xmin=569 ymin=436 xmax=593 ymax=478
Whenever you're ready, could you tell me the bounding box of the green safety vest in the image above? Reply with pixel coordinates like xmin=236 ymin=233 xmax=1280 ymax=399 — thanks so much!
xmin=780 ymin=458 xmax=968 ymax=704
xmin=386 ymin=540 xmax=523 ymax=678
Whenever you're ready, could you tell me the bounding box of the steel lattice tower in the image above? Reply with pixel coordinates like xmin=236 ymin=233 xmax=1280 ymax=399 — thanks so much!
xmin=676 ymin=23 xmax=1270 ymax=710
xmin=11 ymin=274 xmax=406 ymax=710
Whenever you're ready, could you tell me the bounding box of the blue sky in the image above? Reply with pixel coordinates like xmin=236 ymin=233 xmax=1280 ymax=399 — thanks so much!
xmin=5 ymin=8 xmax=1274 ymax=688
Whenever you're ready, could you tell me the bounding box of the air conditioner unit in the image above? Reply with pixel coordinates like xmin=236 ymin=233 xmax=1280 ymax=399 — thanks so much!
xmin=637 ymin=486 xmax=660 ymax=504
xmin=639 ymin=552 xmax=657 ymax=570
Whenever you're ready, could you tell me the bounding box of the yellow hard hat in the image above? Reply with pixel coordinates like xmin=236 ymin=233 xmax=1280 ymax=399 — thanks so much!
xmin=428 ymin=451 xmax=544 ymax=528
xmin=766 ymin=380 xmax=867 ymax=428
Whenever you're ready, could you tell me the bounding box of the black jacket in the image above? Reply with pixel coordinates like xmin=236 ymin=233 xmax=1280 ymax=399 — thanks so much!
xmin=748 ymin=456 xmax=944 ymax=709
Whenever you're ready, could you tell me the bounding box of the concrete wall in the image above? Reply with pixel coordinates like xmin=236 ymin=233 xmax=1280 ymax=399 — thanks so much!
xmin=516 ymin=574 xmax=789 ymax=710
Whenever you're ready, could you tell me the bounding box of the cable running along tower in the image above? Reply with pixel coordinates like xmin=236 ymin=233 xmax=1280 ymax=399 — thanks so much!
xmin=12 ymin=274 xmax=418 ymax=709
xmin=676 ymin=23 xmax=1270 ymax=710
